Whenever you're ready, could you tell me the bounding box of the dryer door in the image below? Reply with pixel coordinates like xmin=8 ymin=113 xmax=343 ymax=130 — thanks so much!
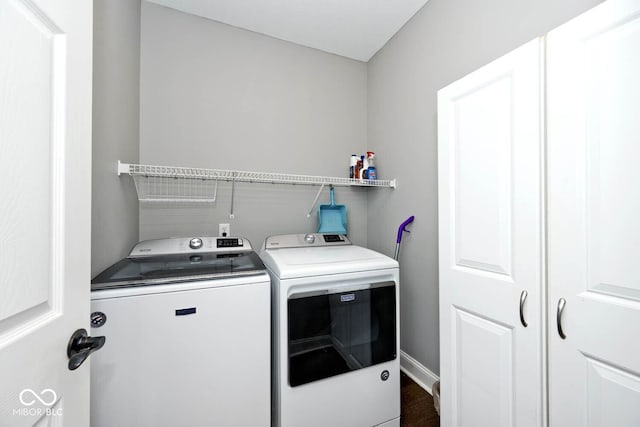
xmin=287 ymin=281 xmax=396 ymax=387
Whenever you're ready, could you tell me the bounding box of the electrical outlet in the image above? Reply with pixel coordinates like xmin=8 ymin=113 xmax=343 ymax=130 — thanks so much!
xmin=219 ymin=223 xmax=230 ymax=237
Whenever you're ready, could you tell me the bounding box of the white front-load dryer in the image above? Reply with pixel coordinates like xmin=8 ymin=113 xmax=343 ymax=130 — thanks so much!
xmin=260 ymin=233 xmax=400 ymax=427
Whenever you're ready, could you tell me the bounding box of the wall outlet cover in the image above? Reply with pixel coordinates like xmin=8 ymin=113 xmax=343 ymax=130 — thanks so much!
xmin=219 ymin=223 xmax=230 ymax=237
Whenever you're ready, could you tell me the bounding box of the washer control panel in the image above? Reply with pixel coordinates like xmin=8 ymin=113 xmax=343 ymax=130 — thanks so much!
xmin=129 ymin=236 xmax=249 ymax=257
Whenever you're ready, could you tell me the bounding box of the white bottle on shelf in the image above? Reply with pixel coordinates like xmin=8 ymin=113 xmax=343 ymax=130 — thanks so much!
xmin=361 ymin=154 xmax=369 ymax=180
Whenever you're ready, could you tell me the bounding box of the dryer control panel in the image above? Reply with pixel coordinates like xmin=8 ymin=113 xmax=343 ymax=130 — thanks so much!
xmin=264 ymin=233 xmax=351 ymax=250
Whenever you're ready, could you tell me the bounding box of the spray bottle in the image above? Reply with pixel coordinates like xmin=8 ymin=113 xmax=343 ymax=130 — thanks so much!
xmin=366 ymin=151 xmax=377 ymax=180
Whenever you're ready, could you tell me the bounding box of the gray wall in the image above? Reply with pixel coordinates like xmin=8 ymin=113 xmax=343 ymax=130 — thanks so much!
xmin=91 ymin=0 xmax=141 ymax=277
xmin=366 ymin=0 xmax=603 ymax=376
xmin=138 ymin=2 xmax=369 ymax=248
xmin=92 ymin=0 xmax=606 ymax=378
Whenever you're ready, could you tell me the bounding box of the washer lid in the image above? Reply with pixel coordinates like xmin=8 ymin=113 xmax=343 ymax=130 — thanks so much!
xmin=260 ymin=244 xmax=398 ymax=279
xmin=91 ymin=251 xmax=266 ymax=290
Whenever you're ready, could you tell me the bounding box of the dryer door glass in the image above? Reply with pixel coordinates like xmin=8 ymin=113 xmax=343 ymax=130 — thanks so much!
xmin=287 ymin=281 xmax=396 ymax=387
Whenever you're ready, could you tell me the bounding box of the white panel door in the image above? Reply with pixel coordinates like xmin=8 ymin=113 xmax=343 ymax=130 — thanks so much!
xmin=438 ymin=39 xmax=544 ymax=427
xmin=547 ymin=0 xmax=640 ymax=425
xmin=0 ymin=0 xmax=93 ymax=425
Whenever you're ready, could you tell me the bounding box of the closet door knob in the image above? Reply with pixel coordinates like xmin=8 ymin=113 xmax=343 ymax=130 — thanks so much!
xmin=519 ymin=290 xmax=528 ymax=327
xmin=557 ymin=298 xmax=567 ymax=339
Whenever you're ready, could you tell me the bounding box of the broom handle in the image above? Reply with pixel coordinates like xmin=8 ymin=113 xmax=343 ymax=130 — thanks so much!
xmin=394 ymin=216 xmax=415 ymax=260
xmin=396 ymin=216 xmax=415 ymax=243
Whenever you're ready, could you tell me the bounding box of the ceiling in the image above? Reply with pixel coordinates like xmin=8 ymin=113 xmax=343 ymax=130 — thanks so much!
xmin=146 ymin=0 xmax=429 ymax=62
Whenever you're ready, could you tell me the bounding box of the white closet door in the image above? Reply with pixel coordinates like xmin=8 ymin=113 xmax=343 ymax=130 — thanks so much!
xmin=547 ymin=0 xmax=640 ymax=425
xmin=438 ymin=39 xmax=544 ymax=427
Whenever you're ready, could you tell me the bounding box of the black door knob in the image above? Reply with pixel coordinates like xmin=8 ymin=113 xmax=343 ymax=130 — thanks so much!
xmin=67 ymin=328 xmax=106 ymax=371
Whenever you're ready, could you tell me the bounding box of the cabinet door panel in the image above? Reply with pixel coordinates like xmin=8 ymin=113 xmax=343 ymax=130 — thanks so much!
xmin=438 ymin=39 xmax=544 ymax=427
xmin=547 ymin=0 xmax=640 ymax=425
xmin=452 ymin=308 xmax=514 ymax=427
xmin=586 ymin=358 xmax=640 ymax=426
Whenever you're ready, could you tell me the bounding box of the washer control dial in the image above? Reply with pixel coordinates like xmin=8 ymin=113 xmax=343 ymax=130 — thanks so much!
xmin=189 ymin=238 xmax=203 ymax=249
xmin=304 ymin=233 xmax=315 ymax=244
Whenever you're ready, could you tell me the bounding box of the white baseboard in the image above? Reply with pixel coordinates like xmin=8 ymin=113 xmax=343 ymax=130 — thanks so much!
xmin=400 ymin=350 xmax=439 ymax=396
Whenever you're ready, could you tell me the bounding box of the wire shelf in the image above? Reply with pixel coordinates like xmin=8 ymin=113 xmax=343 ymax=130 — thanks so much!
xmin=119 ymin=161 xmax=396 ymax=203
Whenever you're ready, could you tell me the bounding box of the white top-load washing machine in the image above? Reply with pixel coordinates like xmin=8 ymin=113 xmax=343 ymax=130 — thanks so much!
xmin=260 ymin=233 xmax=400 ymax=427
xmin=90 ymin=237 xmax=270 ymax=427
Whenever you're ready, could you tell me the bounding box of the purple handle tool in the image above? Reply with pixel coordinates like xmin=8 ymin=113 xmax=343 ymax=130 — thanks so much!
xmin=394 ymin=216 xmax=415 ymax=260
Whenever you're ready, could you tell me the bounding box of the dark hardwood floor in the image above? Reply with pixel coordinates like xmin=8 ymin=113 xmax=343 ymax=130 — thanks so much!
xmin=400 ymin=372 xmax=440 ymax=427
